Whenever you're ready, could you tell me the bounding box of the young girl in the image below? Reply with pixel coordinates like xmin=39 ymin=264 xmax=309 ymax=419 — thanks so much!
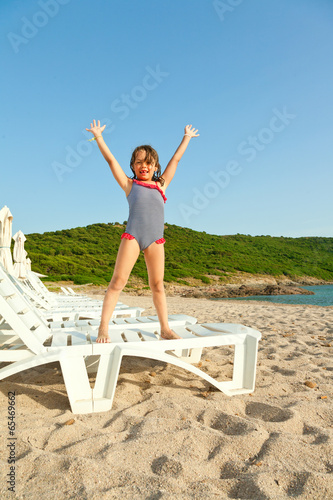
xmin=85 ymin=120 xmax=199 ymax=343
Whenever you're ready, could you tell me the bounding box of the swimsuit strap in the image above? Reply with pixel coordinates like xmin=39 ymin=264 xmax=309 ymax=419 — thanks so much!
xmin=132 ymin=178 xmax=167 ymax=203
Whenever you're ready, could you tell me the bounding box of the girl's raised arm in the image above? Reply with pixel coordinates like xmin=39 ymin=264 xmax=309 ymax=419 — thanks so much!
xmin=162 ymin=125 xmax=199 ymax=189
xmin=86 ymin=120 xmax=131 ymax=194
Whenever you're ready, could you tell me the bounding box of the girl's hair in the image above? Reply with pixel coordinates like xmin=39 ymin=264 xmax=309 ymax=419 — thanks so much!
xmin=130 ymin=145 xmax=165 ymax=186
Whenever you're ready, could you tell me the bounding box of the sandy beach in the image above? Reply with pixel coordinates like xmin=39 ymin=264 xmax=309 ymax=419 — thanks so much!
xmin=1 ymin=292 xmax=332 ymax=499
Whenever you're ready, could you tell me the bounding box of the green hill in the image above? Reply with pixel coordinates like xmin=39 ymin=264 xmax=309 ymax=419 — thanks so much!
xmin=24 ymin=223 xmax=333 ymax=286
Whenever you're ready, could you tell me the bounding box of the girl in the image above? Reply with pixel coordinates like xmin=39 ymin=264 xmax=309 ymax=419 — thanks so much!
xmin=85 ymin=120 xmax=199 ymax=343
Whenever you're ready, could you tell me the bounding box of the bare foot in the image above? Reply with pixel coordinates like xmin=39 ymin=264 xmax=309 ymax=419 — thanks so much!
xmin=96 ymin=326 xmax=111 ymax=343
xmin=160 ymin=329 xmax=181 ymax=340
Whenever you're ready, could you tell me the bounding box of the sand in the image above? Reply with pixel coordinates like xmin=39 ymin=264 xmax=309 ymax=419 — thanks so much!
xmin=1 ymin=293 xmax=333 ymax=499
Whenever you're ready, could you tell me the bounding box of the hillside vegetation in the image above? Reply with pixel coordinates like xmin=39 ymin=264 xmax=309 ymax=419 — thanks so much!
xmin=24 ymin=223 xmax=333 ymax=286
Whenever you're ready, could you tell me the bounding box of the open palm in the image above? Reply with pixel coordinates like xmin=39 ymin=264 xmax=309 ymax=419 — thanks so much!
xmin=185 ymin=124 xmax=199 ymax=138
xmin=86 ymin=119 xmax=106 ymax=136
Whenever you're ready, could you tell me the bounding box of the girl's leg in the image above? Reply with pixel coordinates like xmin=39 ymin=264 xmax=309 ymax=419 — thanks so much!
xmin=97 ymin=238 xmax=140 ymax=343
xmin=144 ymin=243 xmax=180 ymax=339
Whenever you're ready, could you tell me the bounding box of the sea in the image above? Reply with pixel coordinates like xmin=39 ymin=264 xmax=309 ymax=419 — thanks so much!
xmin=224 ymin=284 xmax=333 ymax=307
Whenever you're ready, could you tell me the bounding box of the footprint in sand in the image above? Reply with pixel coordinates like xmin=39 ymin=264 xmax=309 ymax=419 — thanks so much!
xmin=302 ymin=424 xmax=329 ymax=445
xmin=245 ymin=402 xmax=293 ymax=422
xmin=228 ymin=477 xmax=269 ymax=500
xmin=286 ymin=472 xmax=311 ymax=497
xmin=220 ymin=460 xmax=245 ymax=479
xmin=151 ymin=455 xmax=183 ymax=477
xmin=271 ymin=365 xmax=296 ymax=376
xmin=210 ymin=413 xmax=256 ymax=436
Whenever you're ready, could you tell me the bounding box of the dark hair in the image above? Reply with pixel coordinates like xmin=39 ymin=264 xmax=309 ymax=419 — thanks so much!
xmin=130 ymin=145 xmax=165 ymax=186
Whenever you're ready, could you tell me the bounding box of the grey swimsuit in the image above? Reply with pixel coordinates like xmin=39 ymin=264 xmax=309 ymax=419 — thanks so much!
xmin=121 ymin=179 xmax=167 ymax=251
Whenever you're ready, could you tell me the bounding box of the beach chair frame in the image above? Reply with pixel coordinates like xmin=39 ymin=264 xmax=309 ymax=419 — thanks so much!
xmin=0 ymin=267 xmax=261 ymax=414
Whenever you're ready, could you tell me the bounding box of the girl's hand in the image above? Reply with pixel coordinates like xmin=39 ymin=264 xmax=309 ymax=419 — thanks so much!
xmin=184 ymin=124 xmax=199 ymax=138
xmin=86 ymin=119 xmax=106 ymax=137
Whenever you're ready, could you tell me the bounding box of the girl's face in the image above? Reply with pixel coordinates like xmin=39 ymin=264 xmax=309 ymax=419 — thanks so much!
xmin=133 ymin=150 xmax=157 ymax=182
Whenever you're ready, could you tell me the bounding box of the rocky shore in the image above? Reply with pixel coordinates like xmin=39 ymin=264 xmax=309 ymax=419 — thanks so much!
xmin=167 ymin=275 xmax=331 ymax=300
xmin=179 ymin=283 xmax=315 ymax=299
xmin=162 ymin=275 xmax=331 ymax=300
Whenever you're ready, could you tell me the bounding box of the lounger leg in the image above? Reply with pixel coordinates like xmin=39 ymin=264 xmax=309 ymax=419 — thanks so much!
xmin=93 ymin=345 xmax=236 ymax=410
xmin=231 ymin=343 xmax=246 ymax=388
xmin=219 ymin=335 xmax=259 ymax=395
xmin=88 ymin=333 xmax=260 ymax=413
xmin=242 ymin=335 xmax=259 ymax=391
xmin=59 ymin=356 xmax=93 ymax=414
xmin=0 ymin=353 xmax=94 ymax=414
xmin=92 ymin=347 xmax=123 ymax=413
xmin=91 ymin=346 xmax=207 ymax=413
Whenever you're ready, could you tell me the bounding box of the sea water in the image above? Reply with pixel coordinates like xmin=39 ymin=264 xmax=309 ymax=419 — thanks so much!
xmin=224 ymin=284 xmax=333 ymax=307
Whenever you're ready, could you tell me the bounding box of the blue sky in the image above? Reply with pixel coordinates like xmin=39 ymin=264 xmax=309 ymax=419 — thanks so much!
xmin=1 ymin=0 xmax=333 ymax=238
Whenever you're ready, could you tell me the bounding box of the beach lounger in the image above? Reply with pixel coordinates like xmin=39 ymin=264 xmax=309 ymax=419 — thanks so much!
xmin=21 ymin=270 xmax=144 ymax=317
xmin=0 ymin=266 xmax=261 ymax=414
xmin=3 ymin=266 xmax=144 ymax=320
xmin=66 ymin=287 xmax=81 ymax=296
xmin=60 ymin=286 xmax=84 ymax=296
xmin=23 ymin=270 xmax=102 ymax=305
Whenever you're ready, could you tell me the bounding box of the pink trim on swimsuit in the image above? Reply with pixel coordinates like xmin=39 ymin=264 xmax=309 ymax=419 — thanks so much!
xmin=121 ymin=233 xmax=165 ymax=244
xmin=132 ymin=179 xmax=167 ymax=203
xmin=121 ymin=232 xmax=135 ymax=240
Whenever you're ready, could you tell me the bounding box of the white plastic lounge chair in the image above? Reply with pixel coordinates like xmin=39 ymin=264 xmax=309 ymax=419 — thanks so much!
xmin=60 ymin=286 xmax=80 ymax=296
xmin=60 ymin=286 xmax=84 ymax=296
xmin=20 ymin=270 xmax=144 ymax=318
xmin=22 ymin=270 xmax=140 ymax=318
xmin=22 ymin=270 xmax=107 ymax=308
xmin=0 ymin=266 xmax=262 ymax=414
xmin=23 ymin=270 xmax=101 ymax=305
xmin=3 ymin=266 xmax=144 ymax=321
xmin=62 ymin=286 xmax=80 ymax=296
